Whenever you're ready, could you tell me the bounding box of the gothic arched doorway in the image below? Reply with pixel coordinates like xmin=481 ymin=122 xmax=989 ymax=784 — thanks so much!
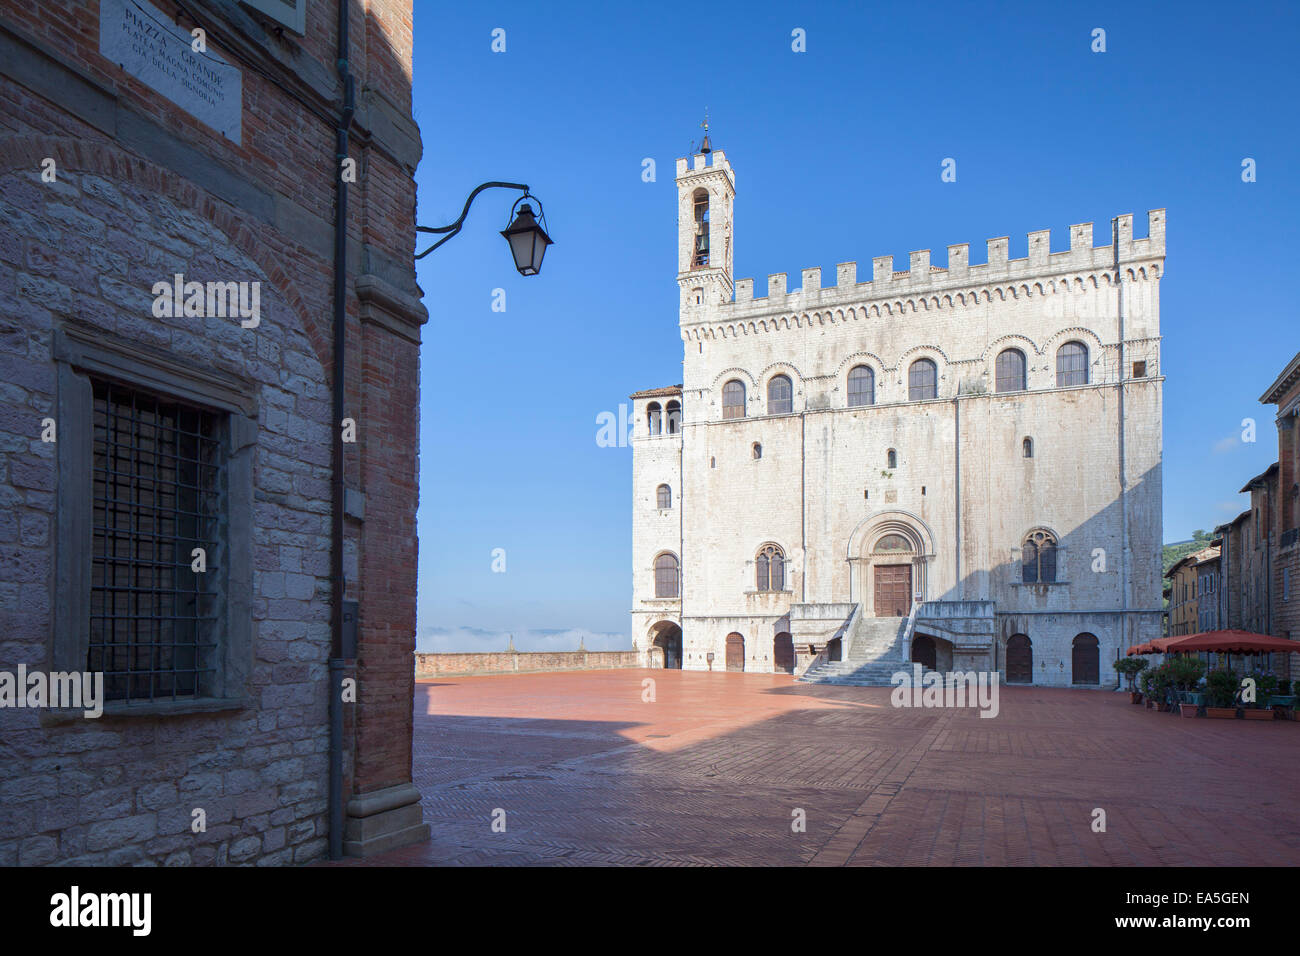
xmin=1006 ymin=634 xmax=1032 ymax=684
xmin=911 ymin=634 xmax=937 ymax=670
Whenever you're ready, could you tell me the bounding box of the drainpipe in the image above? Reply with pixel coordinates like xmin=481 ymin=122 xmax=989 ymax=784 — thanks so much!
xmin=328 ymin=0 xmax=357 ymax=862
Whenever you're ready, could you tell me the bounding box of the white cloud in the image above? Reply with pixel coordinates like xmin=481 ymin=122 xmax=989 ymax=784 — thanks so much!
xmin=1211 ymin=435 xmax=1238 ymax=454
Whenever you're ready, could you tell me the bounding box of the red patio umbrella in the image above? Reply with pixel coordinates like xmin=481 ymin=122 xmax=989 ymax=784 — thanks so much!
xmin=1162 ymin=630 xmax=1300 ymax=655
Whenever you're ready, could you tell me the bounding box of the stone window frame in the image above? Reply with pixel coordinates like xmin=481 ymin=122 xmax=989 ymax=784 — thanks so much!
xmin=50 ymin=324 xmax=258 ymax=718
xmin=1010 ymin=527 xmax=1070 ymax=587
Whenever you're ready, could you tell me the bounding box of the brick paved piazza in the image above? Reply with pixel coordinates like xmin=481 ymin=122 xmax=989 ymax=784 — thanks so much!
xmin=368 ymin=670 xmax=1300 ymax=866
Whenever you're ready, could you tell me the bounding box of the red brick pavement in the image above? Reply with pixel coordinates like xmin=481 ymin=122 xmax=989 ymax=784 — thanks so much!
xmin=342 ymin=670 xmax=1300 ymax=866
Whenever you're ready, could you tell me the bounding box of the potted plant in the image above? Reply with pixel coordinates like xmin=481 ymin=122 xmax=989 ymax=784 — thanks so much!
xmin=1150 ymin=663 xmax=1175 ymax=712
xmin=1116 ymin=657 xmax=1149 ymax=704
xmin=1137 ymin=669 xmax=1156 ymax=709
xmin=1168 ymin=656 xmax=1207 ymax=717
xmin=1242 ymin=671 xmax=1278 ymax=720
xmin=1205 ymin=669 xmax=1239 ymax=719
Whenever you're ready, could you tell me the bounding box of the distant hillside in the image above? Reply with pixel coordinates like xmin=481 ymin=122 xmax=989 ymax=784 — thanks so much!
xmin=1162 ymin=530 xmax=1216 ymax=578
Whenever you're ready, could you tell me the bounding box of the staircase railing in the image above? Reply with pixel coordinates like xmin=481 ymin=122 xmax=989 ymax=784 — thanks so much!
xmin=900 ymin=594 xmax=921 ymax=663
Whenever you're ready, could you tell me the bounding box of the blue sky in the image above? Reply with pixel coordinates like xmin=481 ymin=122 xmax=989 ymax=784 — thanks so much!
xmin=410 ymin=0 xmax=1300 ymax=652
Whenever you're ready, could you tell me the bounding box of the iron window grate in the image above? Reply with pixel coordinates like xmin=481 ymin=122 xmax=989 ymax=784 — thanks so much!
xmin=89 ymin=379 xmax=225 ymax=702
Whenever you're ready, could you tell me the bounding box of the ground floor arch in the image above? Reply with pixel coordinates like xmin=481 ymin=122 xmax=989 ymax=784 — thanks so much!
xmin=773 ymin=631 xmax=794 ymax=674
xmin=725 ymin=632 xmax=745 ymax=671
xmin=1072 ymin=633 xmax=1099 ymax=685
xmin=1006 ymin=634 xmax=1032 ymax=684
xmin=649 ymin=620 xmax=682 ymax=669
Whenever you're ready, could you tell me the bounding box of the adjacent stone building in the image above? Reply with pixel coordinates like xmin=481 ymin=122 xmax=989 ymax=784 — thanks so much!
xmin=1165 ymin=545 xmax=1220 ymax=636
xmin=630 ymin=144 xmax=1165 ymax=688
xmin=0 ymin=0 xmax=428 ymax=864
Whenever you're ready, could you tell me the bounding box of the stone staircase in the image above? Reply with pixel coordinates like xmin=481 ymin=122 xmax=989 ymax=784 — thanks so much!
xmin=799 ymin=612 xmax=916 ymax=687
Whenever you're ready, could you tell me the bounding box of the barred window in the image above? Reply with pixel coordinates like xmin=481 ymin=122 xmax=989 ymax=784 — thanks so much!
xmin=1056 ymin=341 xmax=1088 ymax=387
xmin=756 ymin=544 xmax=785 ymax=592
xmin=767 ymin=375 xmax=792 ymax=414
xmin=654 ymin=553 xmax=679 ymax=598
xmin=847 ymin=365 xmax=874 ymax=407
xmin=908 ymin=359 xmax=937 ymax=401
xmin=90 ymin=380 xmax=224 ymax=702
xmin=1022 ymin=529 xmax=1058 ymax=584
xmin=995 ymin=348 xmax=1026 ymax=393
xmin=722 ymin=380 xmax=746 ymax=419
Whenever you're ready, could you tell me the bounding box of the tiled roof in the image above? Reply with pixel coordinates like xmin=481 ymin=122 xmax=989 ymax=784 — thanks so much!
xmin=629 ymin=384 xmax=683 ymax=399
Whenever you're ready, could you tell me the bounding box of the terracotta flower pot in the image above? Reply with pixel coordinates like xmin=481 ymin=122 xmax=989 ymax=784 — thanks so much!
xmin=1130 ymin=691 xmax=1143 ymax=705
xmin=1179 ymin=703 xmax=1199 ymax=718
xmin=1205 ymin=707 xmax=1237 ymax=719
xmin=1241 ymin=708 xmax=1274 ymax=721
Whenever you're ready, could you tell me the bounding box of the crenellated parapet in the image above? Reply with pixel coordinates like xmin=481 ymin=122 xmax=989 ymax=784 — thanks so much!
xmin=708 ymin=210 xmax=1165 ymax=328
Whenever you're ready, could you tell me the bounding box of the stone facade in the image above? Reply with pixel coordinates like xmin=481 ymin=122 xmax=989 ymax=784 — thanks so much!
xmin=631 ymin=146 xmax=1165 ymax=688
xmin=0 ymin=0 xmax=427 ymax=865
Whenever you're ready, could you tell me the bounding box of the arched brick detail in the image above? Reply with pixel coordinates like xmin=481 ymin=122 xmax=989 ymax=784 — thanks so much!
xmin=0 ymin=134 xmax=329 ymax=373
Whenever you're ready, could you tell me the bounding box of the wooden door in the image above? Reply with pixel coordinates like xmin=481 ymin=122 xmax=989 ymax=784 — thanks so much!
xmin=773 ymin=632 xmax=794 ymax=674
xmin=1006 ymin=634 xmax=1032 ymax=684
xmin=874 ymin=564 xmax=912 ymax=617
xmin=725 ymin=633 xmax=745 ymax=672
xmin=1072 ymin=633 xmax=1099 ymax=685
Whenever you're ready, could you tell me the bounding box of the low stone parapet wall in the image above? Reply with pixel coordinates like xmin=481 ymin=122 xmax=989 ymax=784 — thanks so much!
xmin=415 ymin=650 xmax=640 ymax=678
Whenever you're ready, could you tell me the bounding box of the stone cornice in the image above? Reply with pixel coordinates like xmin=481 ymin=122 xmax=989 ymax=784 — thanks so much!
xmin=681 ymin=257 xmax=1164 ymax=340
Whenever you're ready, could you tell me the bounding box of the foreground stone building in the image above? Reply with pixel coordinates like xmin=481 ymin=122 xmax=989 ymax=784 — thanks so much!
xmin=631 ymin=144 xmax=1164 ymax=687
xmin=0 ymin=0 xmax=428 ymax=863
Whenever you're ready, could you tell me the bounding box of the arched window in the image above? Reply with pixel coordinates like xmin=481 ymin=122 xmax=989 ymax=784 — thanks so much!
xmin=908 ymin=358 xmax=937 ymax=401
xmin=665 ymin=400 xmax=681 ymax=434
xmin=756 ymin=544 xmax=785 ymax=592
xmin=654 ymin=553 xmax=679 ymax=598
xmin=847 ymin=365 xmax=875 ymax=407
xmin=1072 ymin=633 xmax=1100 ymax=684
xmin=656 ymin=484 xmax=671 ymax=509
xmin=995 ymin=348 xmax=1026 ymax=393
xmin=767 ymin=374 xmax=793 ymax=415
xmin=1056 ymin=341 xmax=1088 ymax=387
xmin=1022 ymin=530 xmax=1058 ymax=584
xmin=646 ymin=402 xmax=662 ymax=435
xmin=886 ymin=448 xmax=897 ymax=470
xmin=1023 ymin=437 xmax=1034 ymax=458
xmin=722 ymin=380 xmax=746 ymax=419
xmin=752 ymin=442 xmax=762 ymax=460
xmin=692 ymin=188 xmax=710 ymax=267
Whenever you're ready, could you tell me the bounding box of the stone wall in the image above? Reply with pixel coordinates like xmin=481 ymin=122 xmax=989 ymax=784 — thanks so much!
xmin=0 ymin=0 xmax=425 ymax=865
xmin=415 ymin=651 xmax=640 ymax=678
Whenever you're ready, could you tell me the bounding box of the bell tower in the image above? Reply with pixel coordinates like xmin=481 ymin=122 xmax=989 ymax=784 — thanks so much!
xmin=676 ymin=120 xmax=735 ymax=314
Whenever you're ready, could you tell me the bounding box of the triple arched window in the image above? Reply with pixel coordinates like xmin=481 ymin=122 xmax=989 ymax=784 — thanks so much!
xmin=995 ymin=348 xmax=1027 ymax=393
xmin=722 ymin=380 xmax=746 ymax=419
xmin=1022 ymin=530 xmax=1058 ymax=584
xmin=767 ymin=375 xmax=792 ymax=415
xmin=756 ymin=544 xmax=785 ymax=592
xmin=654 ymin=553 xmax=679 ymax=598
xmin=848 ymin=365 xmax=875 ymax=406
